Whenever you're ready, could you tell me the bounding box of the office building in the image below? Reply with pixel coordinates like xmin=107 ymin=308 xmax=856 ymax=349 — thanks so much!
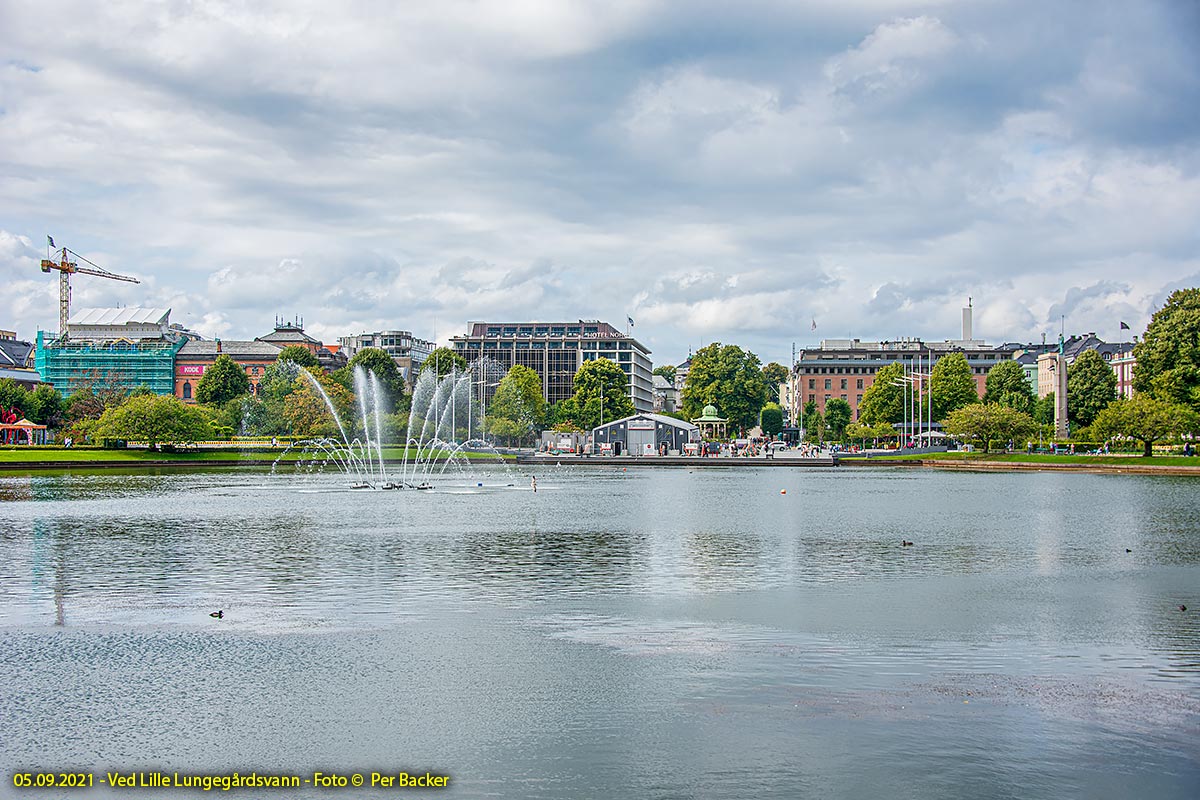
xmin=451 ymin=320 xmax=653 ymax=412
xmin=338 ymin=330 xmax=434 ymax=384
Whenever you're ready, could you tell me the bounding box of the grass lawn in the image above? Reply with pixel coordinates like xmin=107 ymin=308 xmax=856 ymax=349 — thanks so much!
xmin=0 ymin=446 xmax=513 ymax=464
xmin=853 ymin=451 xmax=1198 ymax=467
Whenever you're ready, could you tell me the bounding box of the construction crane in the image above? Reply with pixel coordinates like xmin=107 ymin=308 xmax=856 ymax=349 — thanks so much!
xmin=40 ymin=239 xmax=140 ymax=339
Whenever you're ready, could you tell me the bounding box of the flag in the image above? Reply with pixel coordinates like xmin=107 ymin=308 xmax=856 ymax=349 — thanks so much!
xmin=1119 ymin=321 xmax=1130 ymax=330
xmin=628 ymin=316 xmax=635 ymax=328
xmin=811 ymin=318 xmax=817 ymax=331
xmin=47 ymin=235 xmax=55 ymax=248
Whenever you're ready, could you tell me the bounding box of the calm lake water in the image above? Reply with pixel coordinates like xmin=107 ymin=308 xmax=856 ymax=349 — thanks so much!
xmin=1 ymin=464 xmax=1198 ymax=799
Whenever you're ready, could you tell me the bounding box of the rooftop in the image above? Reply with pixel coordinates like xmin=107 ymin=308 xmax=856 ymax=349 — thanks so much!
xmin=259 ymin=328 xmax=320 ymax=345
xmin=68 ymin=307 xmax=170 ymax=326
xmin=463 ymin=320 xmax=626 ymax=338
xmin=0 ymin=338 xmax=34 ymax=368
xmin=178 ymin=340 xmax=282 ymax=358
xmin=0 ymin=367 xmax=41 ymax=383
xmin=595 ymin=412 xmax=698 ymax=431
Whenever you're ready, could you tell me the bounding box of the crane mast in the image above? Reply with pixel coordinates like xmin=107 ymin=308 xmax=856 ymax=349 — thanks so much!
xmin=40 ymin=243 xmax=140 ymax=338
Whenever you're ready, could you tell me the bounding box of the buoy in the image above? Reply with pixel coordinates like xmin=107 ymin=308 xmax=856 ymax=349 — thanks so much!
xmin=477 ymin=482 xmax=483 ymax=487
xmin=780 ymin=489 xmax=786 ymax=494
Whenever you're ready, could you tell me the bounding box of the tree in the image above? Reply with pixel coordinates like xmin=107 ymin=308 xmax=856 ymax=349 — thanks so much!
xmin=823 ymin=398 xmax=852 ymax=441
xmin=0 ymin=379 xmax=28 ymax=416
xmin=681 ymin=343 xmax=769 ymax=433
xmin=760 ymin=402 xmax=783 ymax=437
xmin=65 ymin=372 xmax=127 ymax=422
xmin=94 ymin=394 xmax=213 ymax=448
xmin=846 ymin=421 xmax=897 ymax=446
xmin=762 ymin=362 xmax=789 ymax=389
xmin=283 ymin=369 xmax=355 ymax=438
xmin=25 ymin=385 xmax=65 ymax=428
xmin=258 ymin=360 xmax=302 ymax=401
xmin=1132 ymin=287 xmax=1200 ymax=411
xmin=195 ymin=354 xmax=251 ymax=405
xmin=653 ymin=365 xmax=676 ymax=385
xmin=801 ymin=400 xmax=824 ymax=443
xmin=1091 ymin=395 xmax=1199 ymax=457
xmin=1067 ymin=349 xmax=1117 ymax=429
xmin=334 ymin=347 xmax=405 ymax=412
xmin=1033 ymin=392 xmax=1056 ymax=425
xmin=421 ymin=347 xmax=467 ymax=378
xmin=942 ymin=403 xmax=1036 ymax=453
xmin=983 ymin=360 xmax=1034 ymax=411
xmin=209 ymin=397 xmax=250 ymax=437
xmin=486 ymin=364 xmax=546 ymax=445
xmin=859 ymin=362 xmax=906 ymax=426
xmin=276 ymin=345 xmax=319 ymax=369
xmin=930 ymin=352 xmax=978 ymax=421
xmin=997 ymin=389 xmax=1033 ymax=415
xmin=567 ymin=358 xmax=635 ymax=429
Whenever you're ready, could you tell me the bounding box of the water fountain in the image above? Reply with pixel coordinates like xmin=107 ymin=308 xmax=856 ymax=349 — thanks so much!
xmin=275 ymin=360 xmax=511 ymax=490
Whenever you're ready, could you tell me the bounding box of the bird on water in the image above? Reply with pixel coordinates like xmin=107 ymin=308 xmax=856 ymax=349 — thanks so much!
xmin=209 ymin=610 xmax=223 ymax=619
xmin=902 ymin=540 xmax=914 ymax=547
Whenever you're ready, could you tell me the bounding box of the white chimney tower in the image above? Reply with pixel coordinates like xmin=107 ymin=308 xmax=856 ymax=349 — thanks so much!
xmin=962 ymin=297 xmax=973 ymax=341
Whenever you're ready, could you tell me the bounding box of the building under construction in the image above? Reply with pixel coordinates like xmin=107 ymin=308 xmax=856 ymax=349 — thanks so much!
xmin=36 ymin=308 xmax=186 ymax=395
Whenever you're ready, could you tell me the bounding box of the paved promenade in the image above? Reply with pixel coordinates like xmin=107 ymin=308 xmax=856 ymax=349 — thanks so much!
xmin=518 ymin=452 xmax=838 ymax=467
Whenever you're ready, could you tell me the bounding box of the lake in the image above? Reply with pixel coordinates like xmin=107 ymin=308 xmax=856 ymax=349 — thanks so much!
xmin=1 ymin=464 xmax=1197 ymax=798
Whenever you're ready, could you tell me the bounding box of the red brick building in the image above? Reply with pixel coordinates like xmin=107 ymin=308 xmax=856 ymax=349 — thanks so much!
xmin=175 ymin=340 xmax=282 ymax=402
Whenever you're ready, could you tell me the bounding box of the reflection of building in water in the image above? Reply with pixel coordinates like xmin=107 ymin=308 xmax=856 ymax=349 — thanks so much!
xmin=29 ymin=518 xmax=70 ymax=626
xmin=54 ymin=550 xmax=65 ymax=627
xmin=0 ymin=475 xmax=34 ymax=502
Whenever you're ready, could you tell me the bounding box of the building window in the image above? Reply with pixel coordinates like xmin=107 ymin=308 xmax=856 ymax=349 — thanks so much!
xmin=856 ymin=394 xmax=862 ymax=405
xmin=182 ymin=382 xmax=191 ymax=400
xmin=840 ymin=379 xmax=847 ymax=390
xmin=824 ymin=379 xmax=832 ymax=390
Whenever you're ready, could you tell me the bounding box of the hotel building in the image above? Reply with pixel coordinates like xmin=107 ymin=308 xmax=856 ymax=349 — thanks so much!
xmin=787 ymin=303 xmax=1014 ymax=423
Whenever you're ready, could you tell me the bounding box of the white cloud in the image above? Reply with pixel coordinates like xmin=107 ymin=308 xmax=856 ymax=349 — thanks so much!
xmin=823 ymin=16 xmax=959 ymax=93
xmin=0 ymin=0 xmax=1196 ymax=366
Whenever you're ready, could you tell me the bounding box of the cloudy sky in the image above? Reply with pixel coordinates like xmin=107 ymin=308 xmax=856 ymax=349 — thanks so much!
xmin=2 ymin=0 xmax=1197 ymax=367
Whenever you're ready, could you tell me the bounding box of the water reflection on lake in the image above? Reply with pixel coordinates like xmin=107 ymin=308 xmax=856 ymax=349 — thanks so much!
xmin=1 ymin=465 xmax=1198 ymax=799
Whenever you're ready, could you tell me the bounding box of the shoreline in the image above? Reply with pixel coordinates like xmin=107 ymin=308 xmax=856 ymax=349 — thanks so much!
xmin=1 ymin=453 xmax=1198 ymax=476
xmin=840 ymin=457 xmax=1200 ymax=476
